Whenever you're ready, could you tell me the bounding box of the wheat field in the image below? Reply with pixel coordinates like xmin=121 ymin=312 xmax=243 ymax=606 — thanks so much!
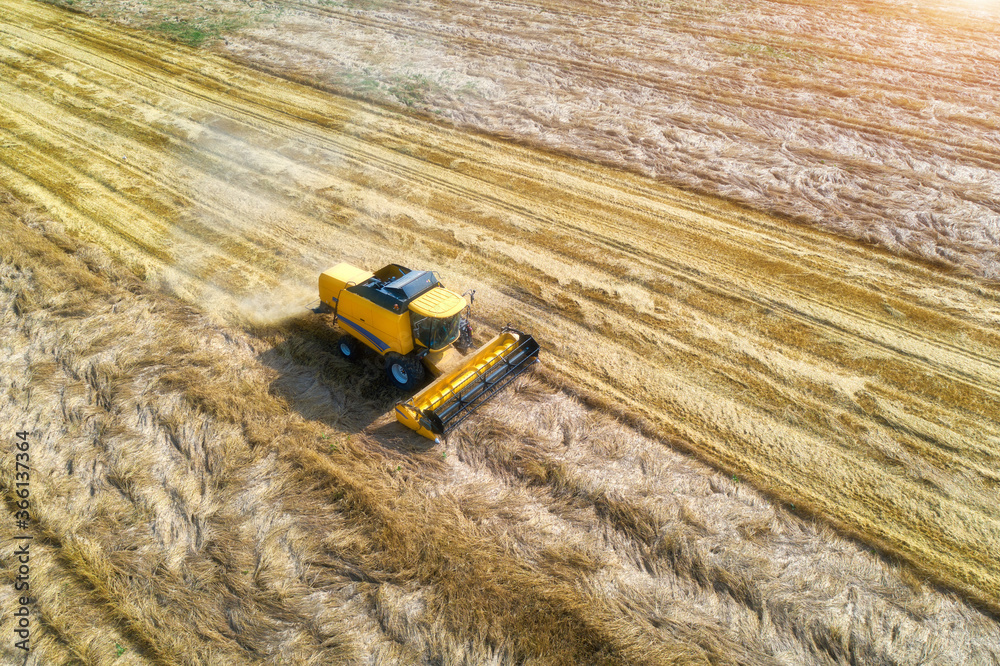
xmin=2 ymin=0 xmax=1000 ymax=664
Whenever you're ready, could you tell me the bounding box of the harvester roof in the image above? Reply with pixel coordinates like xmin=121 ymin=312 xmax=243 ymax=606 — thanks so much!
xmin=410 ymin=287 xmax=466 ymax=318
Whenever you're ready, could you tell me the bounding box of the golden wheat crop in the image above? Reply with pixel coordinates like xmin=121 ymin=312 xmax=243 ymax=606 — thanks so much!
xmin=2 ymin=1 xmax=1000 ymax=664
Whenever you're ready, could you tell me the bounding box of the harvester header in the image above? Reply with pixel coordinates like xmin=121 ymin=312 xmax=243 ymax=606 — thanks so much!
xmin=317 ymin=261 xmax=539 ymax=440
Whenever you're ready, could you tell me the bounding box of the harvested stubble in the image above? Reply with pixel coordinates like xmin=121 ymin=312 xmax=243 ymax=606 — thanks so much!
xmin=45 ymin=0 xmax=1000 ymax=278
xmin=207 ymin=0 xmax=1000 ymax=281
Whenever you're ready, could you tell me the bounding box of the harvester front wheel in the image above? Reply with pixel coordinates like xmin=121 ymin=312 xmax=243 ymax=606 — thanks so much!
xmin=336 ymin=335 xmax=361 ymax=361
xmin=385 ymin=353 xmax=425 ymax=391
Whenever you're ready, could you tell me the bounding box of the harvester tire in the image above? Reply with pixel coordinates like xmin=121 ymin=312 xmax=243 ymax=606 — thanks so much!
xmin=385 ymin=353 xmax=425 ymax=390
xmin=336 ymin=335 xmax=361 ymax=361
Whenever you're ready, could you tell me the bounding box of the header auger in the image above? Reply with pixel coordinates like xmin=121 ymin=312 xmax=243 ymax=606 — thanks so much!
xmin=316 ymin=261 xmax=539 ymax=441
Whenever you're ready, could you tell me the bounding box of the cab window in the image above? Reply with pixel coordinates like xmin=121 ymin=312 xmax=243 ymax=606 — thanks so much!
xmin=412 ymin=313 xmax=461 ymax=350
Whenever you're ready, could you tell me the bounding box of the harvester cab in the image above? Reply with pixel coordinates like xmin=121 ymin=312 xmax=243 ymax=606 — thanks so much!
xmin=317 ymin=262 xmax=539 ymax=440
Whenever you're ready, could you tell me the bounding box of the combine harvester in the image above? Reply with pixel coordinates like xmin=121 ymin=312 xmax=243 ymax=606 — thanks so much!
xmin=316 ymin=262 xmax=539 ymax=441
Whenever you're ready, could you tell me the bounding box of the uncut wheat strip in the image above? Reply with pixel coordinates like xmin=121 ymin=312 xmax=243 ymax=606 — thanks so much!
xmin=27 ymin=0 xmax=1000 ymax=200
xmin=284 ymin=446 xmax=728 ymax=664
xmin=486 ymin=271 xmax=1000 ymax=489
xmin=480 ymin=210 xmax=992 ymax=460
xmin=442 ymin=150 xmax=1000 ymax=334
xmin=464 ymin=384 xmax=1000 ymax=664
xmin=530 ymin=0 xmax=1000 ymax=87
xmin=377 ymin=0 xmax=1000 ymax=94
xmin=499 ymin=218 xmax=1000 ymax=419
xmin=0 ymin=210 xmax=384 ymax=663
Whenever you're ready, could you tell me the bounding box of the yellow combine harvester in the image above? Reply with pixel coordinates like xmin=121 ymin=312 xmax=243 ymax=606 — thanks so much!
xmin=317 ymin=262 xmax=539 ymax=440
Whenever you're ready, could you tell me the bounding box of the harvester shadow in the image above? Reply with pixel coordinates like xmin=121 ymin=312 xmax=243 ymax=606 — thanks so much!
xmin=255 ymin=317 xmax=438 ymax=453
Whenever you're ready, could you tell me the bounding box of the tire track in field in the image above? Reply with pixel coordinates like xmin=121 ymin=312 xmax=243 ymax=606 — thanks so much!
xmin=2 ymin=0 xmax=1000 ymax=617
